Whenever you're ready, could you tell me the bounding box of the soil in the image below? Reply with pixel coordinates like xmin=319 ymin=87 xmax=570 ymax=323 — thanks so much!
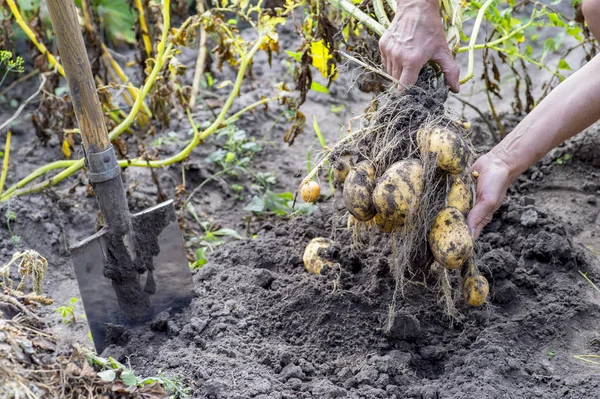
xmin=2 ymin=8 xmax=600 ymax=399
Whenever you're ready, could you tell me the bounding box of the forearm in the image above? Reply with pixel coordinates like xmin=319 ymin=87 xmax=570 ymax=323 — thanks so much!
xmin=491 ymin=55 xmax=600 ymax=181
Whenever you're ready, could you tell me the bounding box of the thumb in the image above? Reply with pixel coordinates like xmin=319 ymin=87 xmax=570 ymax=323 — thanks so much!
xmin=432 ymin=50 xmax=460 ymax=93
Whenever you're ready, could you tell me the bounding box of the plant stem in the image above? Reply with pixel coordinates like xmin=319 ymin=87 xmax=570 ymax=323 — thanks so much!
xmin=326 ymin=0 xmax=385 ymax=36
xmin=101 ymin=44 xmax=152 ymax=119
xmin=190 ymin=2 xmax=208 ymax=110
xmin=6 ymin=0 xmax=65 ymax=76
xmin=0 ymin=131 xmax=12 ymax=197
xmin=0 ymin=29 xmax=267 ymax=201
xmin=0 ymin=74 xmax=47 ymax=133
xmin=459 ymin=0 xmax=495 ymax=84
xmin=0 ymin=69 xmax=39 ymax=98
xmin=135 ymin=0 xmax=154 ymax=58
xmin=373 ymin=0 xmax=390 ymax=28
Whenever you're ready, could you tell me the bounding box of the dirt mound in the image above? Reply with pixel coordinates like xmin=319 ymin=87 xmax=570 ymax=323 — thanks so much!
xmin=102 ymin=192 xmax=600 ymax=398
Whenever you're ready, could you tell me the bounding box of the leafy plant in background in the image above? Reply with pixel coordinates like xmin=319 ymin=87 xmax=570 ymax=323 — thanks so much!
xmin=555 ymin=153 xmax=572 ymax=165
xmin=207 ymin=123 xmax=262 ymax=177
xmin=55 ymin=297 xmax=79 ymax=324
xmin=186 ymin=203 xmax=242 ymax=270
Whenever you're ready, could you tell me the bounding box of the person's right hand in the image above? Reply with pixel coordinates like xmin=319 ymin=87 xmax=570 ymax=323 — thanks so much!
xmin=466 ymin=153 xmax=514 ymax=239
xmin=378 ymin=0 xmax=460 ymax=91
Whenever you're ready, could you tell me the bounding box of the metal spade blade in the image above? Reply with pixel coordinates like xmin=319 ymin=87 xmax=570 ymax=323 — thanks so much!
xmin=70 ymin=200 xmax=194 ymax=354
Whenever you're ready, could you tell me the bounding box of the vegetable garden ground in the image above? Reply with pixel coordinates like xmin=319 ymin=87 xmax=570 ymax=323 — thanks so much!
xmin=2 ymin=3 xmax=600 ymax=398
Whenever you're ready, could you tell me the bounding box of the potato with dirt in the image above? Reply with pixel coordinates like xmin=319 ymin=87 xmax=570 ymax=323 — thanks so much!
xmin=462 ymin=275 xmax=489 ymax=306
xmin=303 ymin=237 xmax=334 ymax=274
xmin=301 ymin=181 xmax=321 ymax=202
xmin=343 ymin=161 xmax=377 ymax=221
xmin=428 ymin=206 xmax=473 ymax=269
xmin=447 ymin=175 xmax=472 ymax=215
xmin=333 ymin=156 xmax=351 ymax=186
xmin=418 ymin=127 xmax=469 ymax=174
xmin=372 ymin=159 xmax=423 ymax=228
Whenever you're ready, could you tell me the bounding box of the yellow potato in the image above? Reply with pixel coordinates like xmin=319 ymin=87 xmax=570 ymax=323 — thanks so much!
xmin=374 ymin=213 xmax=396 ymax=233
xmin=462 ymin=275 xmax=489 ymax=306
xmin=343 ymin=161 xmax=377 ymax=221
xmin=302 ymin=237 xmax=334 ymax=274
xmin=301 ymin=181 xmax=320 ymax=202
xmin=447 ymin=175 xmax=472 ymax=215
xmin=418 ymin=127 xmax=469 ymax=174
xmin=372 ymin=159 xmax=423 ymax=227
xmin=428 ymin=206 xmax=473 ymax=269
xmin=333 ymin=156 xmax=351 ymax=186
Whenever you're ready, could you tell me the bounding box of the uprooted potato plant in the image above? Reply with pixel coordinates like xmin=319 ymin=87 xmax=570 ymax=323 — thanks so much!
xmin=295 ymin=0 xmax=591 ymax=324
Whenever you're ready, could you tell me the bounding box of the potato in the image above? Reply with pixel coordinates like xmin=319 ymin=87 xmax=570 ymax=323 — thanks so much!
xmin=447 ymin=175 xmax=472 ymax=215
xmin=428 ymin=206 xmax=473 ymax=269
xmin=372 ymin=159 xmax=423 ymax=227
xmin=418 ymin=127 xmax=468 ymax=174
xmin=343 ymin=161 xmax=377 ymax=221
xmin=333 ymin=156 xmax=351 ymax=186
xmin=462 ymin=275 xmax=489 ymax=306
xmin=374 ymin=213 xmax=396 ymax=233
xmin=301 ymin=181 xmax=320 ymax=202
xmin=303 ymin=237 xmax=334 ymax=274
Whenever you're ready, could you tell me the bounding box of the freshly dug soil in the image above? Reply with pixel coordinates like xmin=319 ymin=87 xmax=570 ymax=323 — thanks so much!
xmin=101 ymin=159 xmax=600 ymax=398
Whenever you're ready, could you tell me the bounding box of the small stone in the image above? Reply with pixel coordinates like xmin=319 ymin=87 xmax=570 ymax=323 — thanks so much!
xmin=520 ymin=209 xmax=538 ymax=227
xmin=150 ymin=311 xmax=170 ymax=332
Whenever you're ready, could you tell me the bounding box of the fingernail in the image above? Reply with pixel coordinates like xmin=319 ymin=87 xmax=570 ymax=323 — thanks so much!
xmin=471 ymin=228 xmax=476 ymax=239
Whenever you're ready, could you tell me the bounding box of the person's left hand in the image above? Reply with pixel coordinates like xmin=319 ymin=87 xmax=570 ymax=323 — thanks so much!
xmin=466 ymin=153 xmax=513 ymax=239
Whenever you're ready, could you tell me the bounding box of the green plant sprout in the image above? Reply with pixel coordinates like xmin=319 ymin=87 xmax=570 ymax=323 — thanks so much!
xmin=86 ymin=353 xmax=192 ymax=398
xmin=56 ymin=297 xmax=78 ymax=324
xmin=4 ymin=204 xmax=22 ymax=249
xmin=186 ymin=203 xmax=243 ymax=270
xmin=556 ymin=153 xmax=572 ymax=165
xmin=245 ymin=190 xmax=317 ymax=217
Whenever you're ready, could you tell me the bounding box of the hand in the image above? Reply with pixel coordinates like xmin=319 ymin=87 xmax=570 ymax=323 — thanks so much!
xmin=379 ymin=0 xmax=460 ymax=92
xmin=466 ymin=153 xmax=513 ymax=239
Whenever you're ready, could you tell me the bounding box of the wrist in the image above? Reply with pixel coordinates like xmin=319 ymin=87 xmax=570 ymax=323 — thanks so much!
xmin=484 ymin=150 xmax=518 ymax=185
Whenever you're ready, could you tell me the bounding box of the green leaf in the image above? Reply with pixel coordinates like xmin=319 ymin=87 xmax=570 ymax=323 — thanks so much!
xmin=310 ymin=81 xmax=329 ymax=94
xmin=556 ymin=158 xmax=564 ymax=165
xmin=562 ymin=153 xmax=572 ymax=160
xmin=17 ymin=0 xmax=40 ymax=12
xmin=69 ymin=297 xmax=78 ymax=305
xmin=245 ymin=196 xmax=266 ymax=213
xmin=95 ymin=0 xmax=136 ymax=43
xmin=5 ymin=209 xmax=16 ymax=221
xmin=285 ymin=50 xmax=303 ymax=62
xmin=98 ymin=370 xmax=116 ymax=382
xmin=120 ymin=370 xmax=138 ymax=386
xmin=212 ymin=228 xmax=243 ymax=240
xmin=231 ymin=184 xmax=244 ymax=192
xmin=557 ymin=59 xmax=571 ymax=70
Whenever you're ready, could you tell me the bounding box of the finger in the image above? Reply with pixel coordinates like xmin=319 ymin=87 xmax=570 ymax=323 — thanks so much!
xmin=399 ymin=66 xmax=419 ymax=90
xmin=391 ymin=62 xmax=403 ymax=84
xmin=432 ymin=50 xmax=461 ymax=93
xmin=466 ymin=189 xmax=500 ymax=239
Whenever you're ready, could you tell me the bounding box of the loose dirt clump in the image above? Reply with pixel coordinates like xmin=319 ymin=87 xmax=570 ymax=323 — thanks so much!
xmin=104 ymin=190 xmax=600 ymax=398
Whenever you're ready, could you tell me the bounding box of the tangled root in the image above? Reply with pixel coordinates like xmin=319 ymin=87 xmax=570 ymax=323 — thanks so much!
xmin=327 ymin=66 xmax=477 ymax=321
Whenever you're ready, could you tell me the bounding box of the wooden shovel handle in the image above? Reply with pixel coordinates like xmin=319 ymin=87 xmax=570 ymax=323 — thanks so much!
xmin=46 ymin=0 xmax=110 ymax=153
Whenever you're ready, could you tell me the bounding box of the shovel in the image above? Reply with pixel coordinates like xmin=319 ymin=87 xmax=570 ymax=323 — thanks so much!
xmin=46 ymin=0 xmax=194 ymax=354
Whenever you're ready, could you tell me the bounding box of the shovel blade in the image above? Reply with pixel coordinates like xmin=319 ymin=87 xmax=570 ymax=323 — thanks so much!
xmin=70 ymin=200 xmax=194 ymax=354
